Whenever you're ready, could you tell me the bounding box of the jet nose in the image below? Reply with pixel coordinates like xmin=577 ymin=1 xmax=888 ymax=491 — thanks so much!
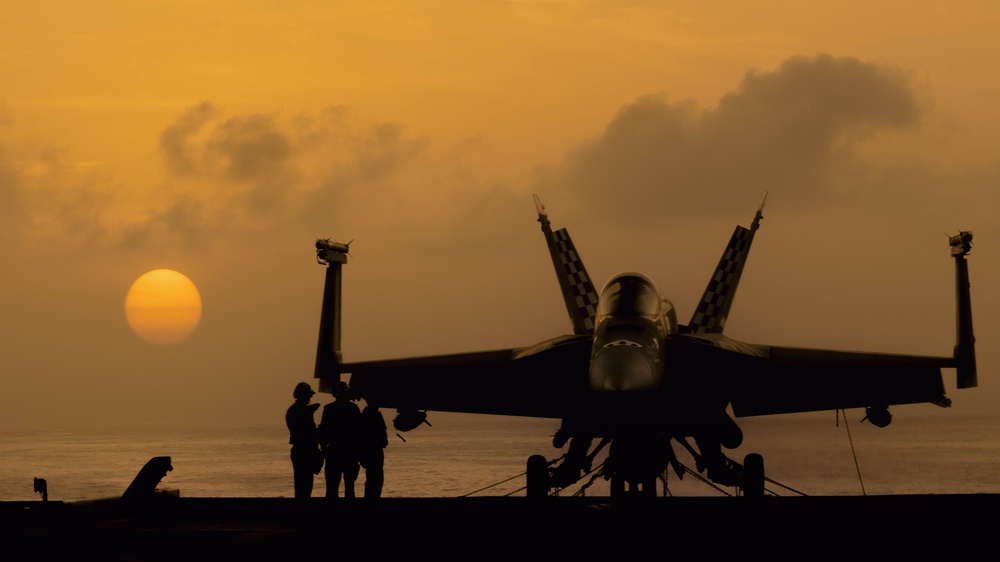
xmin=589 ymin=345 xmax=659 ymax=392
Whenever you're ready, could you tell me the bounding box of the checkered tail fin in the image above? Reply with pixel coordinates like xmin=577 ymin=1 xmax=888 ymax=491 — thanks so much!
xmin=534 ymin=194 xmax=599 ymax=335
xmin=687 ymin=193 xmax=767 ymax=334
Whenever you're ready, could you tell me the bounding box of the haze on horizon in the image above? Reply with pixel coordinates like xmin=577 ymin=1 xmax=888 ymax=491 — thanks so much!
xmin=1 ymin=2 xmax=997 ymax=431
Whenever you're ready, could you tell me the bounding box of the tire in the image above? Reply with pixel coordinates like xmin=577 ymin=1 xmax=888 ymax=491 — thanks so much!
xmin=610 ymin=476 xmax=626 ymax=497
xmin=643 ymin=477 xmax=657 ymax=497
xmin=741 ymin=453 xmax=765 ymax=497
xmin=526 ymin=454 xmax=550 ymax=498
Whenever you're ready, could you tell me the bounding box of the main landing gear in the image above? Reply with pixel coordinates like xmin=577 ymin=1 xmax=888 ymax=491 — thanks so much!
xmin=526 ymin=455 xmax=550 ymax=498
xmin=739 ymin=453 xmax=765 ymax=497
xmin=526 ymin=451 xmax=766 ymax=498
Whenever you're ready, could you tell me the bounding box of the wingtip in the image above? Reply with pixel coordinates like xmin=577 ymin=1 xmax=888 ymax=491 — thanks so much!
xmin=533 ymin=193 xmax=547 ymax=217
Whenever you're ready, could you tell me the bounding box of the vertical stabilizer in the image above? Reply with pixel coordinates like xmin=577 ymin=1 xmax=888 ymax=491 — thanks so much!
xmin=314 ymin=239 xmax=350 ymax=393
xmin=534 ymin=194 xmax=599 ymax=335
xmin=688 ymin=193 xmax=766 ymax=334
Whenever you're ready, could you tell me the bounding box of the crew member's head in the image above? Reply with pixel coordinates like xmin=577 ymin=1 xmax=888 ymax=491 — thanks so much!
xmin=332 ymin=380 xmax=350 ymax=399
xmin=293 ymin=382 xmax=315 ymax=400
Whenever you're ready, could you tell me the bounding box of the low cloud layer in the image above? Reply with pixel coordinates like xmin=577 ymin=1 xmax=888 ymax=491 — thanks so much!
xmin=551 ymin=55 xmax=924 ymax=223
xmin=0 ymin=55 xmax=960 ymax=264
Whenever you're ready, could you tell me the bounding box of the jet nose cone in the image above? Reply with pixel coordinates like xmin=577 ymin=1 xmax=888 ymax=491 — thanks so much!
xmin=589 ymin=346 xmax=658 ymax=392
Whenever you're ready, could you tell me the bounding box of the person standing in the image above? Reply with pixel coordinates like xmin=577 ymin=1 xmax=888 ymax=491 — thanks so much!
xmin=286 ymin=381 xmax=321 ymax=500
xmin=359 ymin=397 xmax=389 ymax=498
xmin=318 ymin=380 xmax=361 ymax=499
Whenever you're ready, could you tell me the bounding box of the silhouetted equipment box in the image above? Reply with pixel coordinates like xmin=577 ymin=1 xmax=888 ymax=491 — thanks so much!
xmin=122 ymin=456 xmax=173 ymax=502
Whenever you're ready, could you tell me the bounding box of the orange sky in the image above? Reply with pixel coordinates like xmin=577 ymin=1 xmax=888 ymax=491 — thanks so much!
xmin=1 ymin=1 xmax=997 ymax=430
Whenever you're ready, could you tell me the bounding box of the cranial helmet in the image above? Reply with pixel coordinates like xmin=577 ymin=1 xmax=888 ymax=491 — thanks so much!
xmin=293 ymin=382 xmax=314 ymax=399
xmin=332 ymin=381 xmax=350 ymax=395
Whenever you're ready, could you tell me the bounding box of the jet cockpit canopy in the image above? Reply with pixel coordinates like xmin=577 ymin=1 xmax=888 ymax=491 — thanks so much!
xmin=596 ymin=273 xmax=662 ymax=324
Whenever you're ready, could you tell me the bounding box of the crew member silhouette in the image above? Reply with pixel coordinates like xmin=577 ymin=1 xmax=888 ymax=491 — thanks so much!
xmin=319 ymin=380 xmax=361 ymax=499
xmin=359 ymin=397 xmax=389 ymax=498
xmin=286 ymin=381 xmax=321 ymax=500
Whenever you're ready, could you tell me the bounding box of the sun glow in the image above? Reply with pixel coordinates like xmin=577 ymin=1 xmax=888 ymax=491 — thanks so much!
xmin=125 ymin=269 xmax=203 ymax=345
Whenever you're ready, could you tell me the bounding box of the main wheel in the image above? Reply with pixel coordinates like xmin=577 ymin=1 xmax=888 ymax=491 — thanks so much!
xmin=610 ymin=476 xmax=626 ymax=497
xmin=526 ymin=454 xmax=550 ymax=498
xmin=641 ymin=477 xmax=657 ymax=497
xmin=740 ymin=453 xmax=765 ymax=497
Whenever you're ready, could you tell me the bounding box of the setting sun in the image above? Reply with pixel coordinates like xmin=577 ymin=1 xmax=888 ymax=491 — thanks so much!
xmin=125 ymin=269 xmax=203 ymax=345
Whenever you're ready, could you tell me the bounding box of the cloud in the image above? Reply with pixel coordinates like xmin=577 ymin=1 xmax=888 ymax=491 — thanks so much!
xmin=159 ymin=104 xmax=298 ymax=219
xmin=0 ymin=144 xmax=24 ymax=233
xmin=293 ymin=106 xmax=428 ymax=185
xmin=0 ymin=56 xmax=952 ymax=265
xmin=206 ymin=113 xmax=291 ymax=182
xmin=159 ymin=102 xmax=217 ymax=176
xmin=117 ymin=197 xmax=215 ymax=254
xmin=0 ymin=137 xmax=117 ymax=251
xmin=549 ymin=54 xmax=924 ymax=224
xmin=292 ymin=107 xmax=430 ymax=229
xmin=134 ymin=104 xmax=433 ymax=255
xmin=1 ymin=102 xmax=434 ymax=257
xmin=0 ymin=111 xmax=30 ymax=240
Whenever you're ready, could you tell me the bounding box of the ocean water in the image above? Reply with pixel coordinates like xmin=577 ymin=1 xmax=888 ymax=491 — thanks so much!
xmin=3 ymin=412 xmax=999 ymax=502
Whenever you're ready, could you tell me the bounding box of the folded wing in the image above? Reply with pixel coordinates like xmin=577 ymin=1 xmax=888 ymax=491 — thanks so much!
xmin=345 ymin=334 xmax=592 ymax=419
